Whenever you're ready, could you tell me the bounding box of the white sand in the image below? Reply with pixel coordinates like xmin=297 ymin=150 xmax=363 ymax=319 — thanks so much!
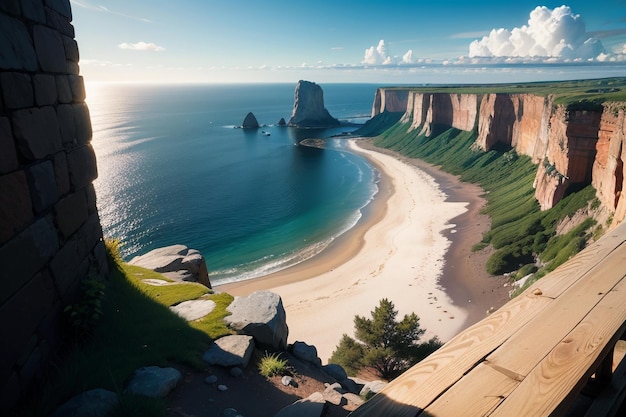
xmin=265 ymin=140 xmax=470 ymax=362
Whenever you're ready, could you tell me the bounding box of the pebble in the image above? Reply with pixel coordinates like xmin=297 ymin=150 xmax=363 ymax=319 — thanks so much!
xmin=205 ymin=375 xmax=218 ymax=384
xmin=281 ymin=375 xmax=293 ymax=386
xmin=218 ymin=384 xmax=228 ymax=391
xmin=230 ymin=367 xmax=243 ymax=377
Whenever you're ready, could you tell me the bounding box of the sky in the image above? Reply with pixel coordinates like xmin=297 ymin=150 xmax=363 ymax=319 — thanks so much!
xmin=70 ymin=0 xmax=626 ymax=84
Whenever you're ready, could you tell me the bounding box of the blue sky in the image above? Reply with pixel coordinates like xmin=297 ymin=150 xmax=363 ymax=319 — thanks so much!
xmin=71 ymin=0 xmax=626 ymax=84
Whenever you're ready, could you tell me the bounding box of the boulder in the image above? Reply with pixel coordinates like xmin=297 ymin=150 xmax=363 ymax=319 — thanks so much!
xmin=287 ymin=80 xmax=340 ymax=128
xmin=129 ymin=244 xmax=211 ymax=288
xmin=359 ymin=380 xmax=388 ymax=399
xmin=242 ymin=112 xmax=260 ymax=129
xmin=274 ymin=392 xmax=326 ymax=417
xmin=291 ymin=341 xmax=321 ymax=367
xmin=322 ymin=385 xmax=345 ymax=406
xmin=50 ymin=389 xmax=118 ymax=417
xmin=202 ymin=335 xmax=255 ymax=368
xmin=322 ymin=364 xmax=347 ymax=381
xmin=225 ymin=291 xmax=288 ymax=350
xmin=277 ymin=117 xmax=287 ymax=126
xmin=170 ymin=299 xmax=216 ymax=321
xmin=124 ymin=366 xmax=182 ymax=398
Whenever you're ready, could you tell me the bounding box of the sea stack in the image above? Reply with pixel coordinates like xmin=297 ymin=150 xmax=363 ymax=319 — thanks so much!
xmin=242 ymin=112 xmax=260 ymax=129
xmin=288 ymin=80 xmax=340 ymax=128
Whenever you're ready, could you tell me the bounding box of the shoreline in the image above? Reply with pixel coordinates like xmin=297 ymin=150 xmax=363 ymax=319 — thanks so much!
xmin=218 ymin=138 xmax=510 ymax=361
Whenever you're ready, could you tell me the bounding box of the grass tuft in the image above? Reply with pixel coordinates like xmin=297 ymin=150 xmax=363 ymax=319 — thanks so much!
xmin=258 ymin=352 xmax=290 ymax=378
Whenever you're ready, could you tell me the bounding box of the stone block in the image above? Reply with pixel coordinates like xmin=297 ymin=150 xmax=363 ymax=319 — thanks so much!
xmin=74 ymin=103 xmax=92 ymax=144
xmin=21 ymin=0 xmax=46 ymax=23
xmin=55 ymin=189 xmax=88 ymax=239
xmin=49 ymin=236 xmax=85 ymax=299
xmin=53 ymin=151 xmax=70 ymax=196
xmin=69 ymin=75 xmax=86 ymax=103
xmin=27 ymin=160 xmax=59 ymax=213
xmin=56 ymin=104 xmax=76 ymax=145
xmin=33 ymin=25 xmax=66 ymax=73
xmin=62 ymin=35 xmax=79 ymax=62
xmin=44 ymin=7 xmax=74 ymax=38
xmin=55 ymin=75 xmax=72 ymax=104
xmin=66 ymin=60 xmax=79 ymax=75
xmin=0 ymin=14 xmax=38 ymax=71
xmin=0 ymin=72 xmax=33 ymax=109
xmin=80 ymin=213 xmax=104 ymax=256
xmin=13 ymin=106 xmax=62 ymax=160
xmin=33 ymin=74 xmax=57 ymax=106
xmin=0 ymin=170 xmax=34 ymax=245
xmin=67 ymin=144 xmax=97 ymax=189
xmin=0 ymin=271 xmax=55 ymax=383
xmin=0 ymin=1 xmax=20 ymax=14
xmin=93 ymin=240 xmax=109 ymax=277
xmin=45 ymin=0 xmax=72 ymax=20
xmin=85 ymin=183 xmax=97 ymax=214
xmin=0 ymin=217 xmax=59 ymax=305
xmin=0 ymin=117 xmax=18 ymax=174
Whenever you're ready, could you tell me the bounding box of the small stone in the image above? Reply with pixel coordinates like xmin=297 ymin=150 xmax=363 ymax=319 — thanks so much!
xmin=217 ymin=384 xmax=228 ymax=391
xmin=221 ymin=408 xmax=239 ymax=417
xmin=230 ymin=367 xmax=243 ymax=377
xmin=205 ymin=375 xmax=218 ymax=384
xmin=533 ymin=288 xmax=543 ymax=296
xmin=281 ymin=375 xmax=293 ymax=386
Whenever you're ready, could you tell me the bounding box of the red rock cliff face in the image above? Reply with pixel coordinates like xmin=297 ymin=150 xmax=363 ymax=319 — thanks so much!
xmin=371 ymin=88 xmax=410 ymax=116
xmin=593 ymin=104 xmax=626 ymax=226
xmin=533 ymin=107 xmax=602 ymax=210
xmin=382 ymin=88 xmax=626 ymax=224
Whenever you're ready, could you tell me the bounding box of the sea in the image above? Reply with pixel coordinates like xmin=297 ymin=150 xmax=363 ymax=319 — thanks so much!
xmin=87 ymin=83 xmax=382 ymax=285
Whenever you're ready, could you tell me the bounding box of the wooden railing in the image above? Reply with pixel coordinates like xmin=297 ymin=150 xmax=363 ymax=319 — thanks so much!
xmin=350 ymin=222 xmax=626 ymax=417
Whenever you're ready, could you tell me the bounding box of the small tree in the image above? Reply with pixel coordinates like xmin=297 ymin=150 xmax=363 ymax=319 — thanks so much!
xmin=330 ymin=298 xmax=441 ymax=380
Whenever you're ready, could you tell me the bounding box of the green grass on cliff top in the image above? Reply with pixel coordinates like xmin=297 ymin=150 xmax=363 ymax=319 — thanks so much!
xmin=22 ymin=245 xmax=233 ymax=417
xmin=381 ymin=76 xmax=626 ymax=107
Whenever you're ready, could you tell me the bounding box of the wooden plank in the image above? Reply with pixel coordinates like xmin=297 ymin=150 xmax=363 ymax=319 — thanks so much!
xmin=485 ymin=246 xmax=626 ymax=378
xmin=489 ymin=274 xmax=626 ymax=417
xmin=423 ymin=363 xmax=519 ymax=416
xmin=348 ymin=293 xmax=553 ymax=417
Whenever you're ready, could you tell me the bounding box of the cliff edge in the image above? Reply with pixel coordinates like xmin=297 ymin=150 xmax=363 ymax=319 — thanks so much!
xmin=288 ymin=80 xmax=340 ymax=128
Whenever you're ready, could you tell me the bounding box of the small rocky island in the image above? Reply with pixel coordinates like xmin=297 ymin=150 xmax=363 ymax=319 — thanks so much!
xmin=241 ymin=112 xmax=260 ymax=129
xmin=288 ymin=80 xmax=340 ymax=128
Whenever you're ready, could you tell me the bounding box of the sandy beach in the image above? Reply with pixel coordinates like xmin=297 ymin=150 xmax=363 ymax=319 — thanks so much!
xmin=219 ymin=139 xmax=510 ymax=362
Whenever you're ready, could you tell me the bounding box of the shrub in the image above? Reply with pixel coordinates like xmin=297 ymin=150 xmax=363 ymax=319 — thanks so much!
xmin=258 ymin=352 xmax=290 ymax=378
xmin=330 ymin=298 xmax=441 ymax=380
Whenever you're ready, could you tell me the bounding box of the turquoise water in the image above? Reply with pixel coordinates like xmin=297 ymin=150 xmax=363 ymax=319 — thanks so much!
xmin=88 ymin=83 xmax=379 ymax=285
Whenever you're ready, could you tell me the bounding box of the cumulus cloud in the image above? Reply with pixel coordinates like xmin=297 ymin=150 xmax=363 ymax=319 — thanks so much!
xmin=469 ymin=5 xmax=605 ymax=60
xmin=362 ymin=40 xmax=393 ymax=65
xmin=118 ymin=41 xmax=165 ymax=52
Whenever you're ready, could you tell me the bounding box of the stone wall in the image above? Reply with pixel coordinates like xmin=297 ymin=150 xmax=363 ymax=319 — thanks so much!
xmin=0 ymin=0 xmax=107 ymax=412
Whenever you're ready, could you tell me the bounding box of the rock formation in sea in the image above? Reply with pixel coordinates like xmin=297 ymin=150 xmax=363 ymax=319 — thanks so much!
xmin=288 ymin=80 xmax=340 ymax=128
xmin=242 ymin=112 xmax=260 ymax=129
xmin=277 ymin=117 xmax=286 ymax=126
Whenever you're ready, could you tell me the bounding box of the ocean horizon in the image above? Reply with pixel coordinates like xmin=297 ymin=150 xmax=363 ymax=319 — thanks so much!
xmin=87 ymin=82 xmax=382 ymax=285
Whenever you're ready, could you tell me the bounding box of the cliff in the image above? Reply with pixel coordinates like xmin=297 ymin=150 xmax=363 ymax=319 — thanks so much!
xmin=288 ymin=80 xmax=340 ymax=128
xmin=372 ymin=87 xmax=626 ymax=227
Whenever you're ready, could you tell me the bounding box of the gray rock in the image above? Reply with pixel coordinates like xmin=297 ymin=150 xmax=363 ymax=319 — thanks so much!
xmin=287 ymin=80 xmax=340 ymax=128
xmin=129 ymin=244 xmax=211 ymax=288
xmin=170 ymin=299 xmax=216 ymax=321
xmin=225 ymin=291 xmax=288 ymax=350
xmin=242 ymin=112 xmax=259 ymax=129
xmin=202 ymin=335 xmax=255 ymax=368
xmin=205 ymin=375 xmax=218 ymax=384
xmin=291 ymin=341 xmax=321 ymax=367
xmin=322 ymin=364 xmax=347 ymax=381
xmin=339 ymin=377 xmax=363 ymax=395
xmin=230 ymin=367 xmax=244 ymax=377
xmin=50 ymin=388 xmax=118 ymax=417
xmin=274 ymin=392 xmax=326 ymax=417
xmin=218 ymin=384 xmax=228 ymax=391
xmin=222 ymin=409 xmax=240 ymax=417
xmin=125 ymin=366 xmax=182 ymax=398
xmin=359 ymin=380 xmax=388 ymax=399
xmin=322 ymin=385 xmax=345 ymax=406
xmin=343 ymin=392 xmax=365 ymax=407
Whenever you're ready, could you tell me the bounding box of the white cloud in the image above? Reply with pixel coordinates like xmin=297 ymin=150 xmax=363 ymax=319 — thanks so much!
xmin=402 ymin=49 xmax=414 ymax=64
xmin=469 ymin=5 xmax=605 ymax=61
xmin=362 ymin=40 xmax=393 ymax=65
xmin=118 ymin=41 xmax=165 ymax=52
